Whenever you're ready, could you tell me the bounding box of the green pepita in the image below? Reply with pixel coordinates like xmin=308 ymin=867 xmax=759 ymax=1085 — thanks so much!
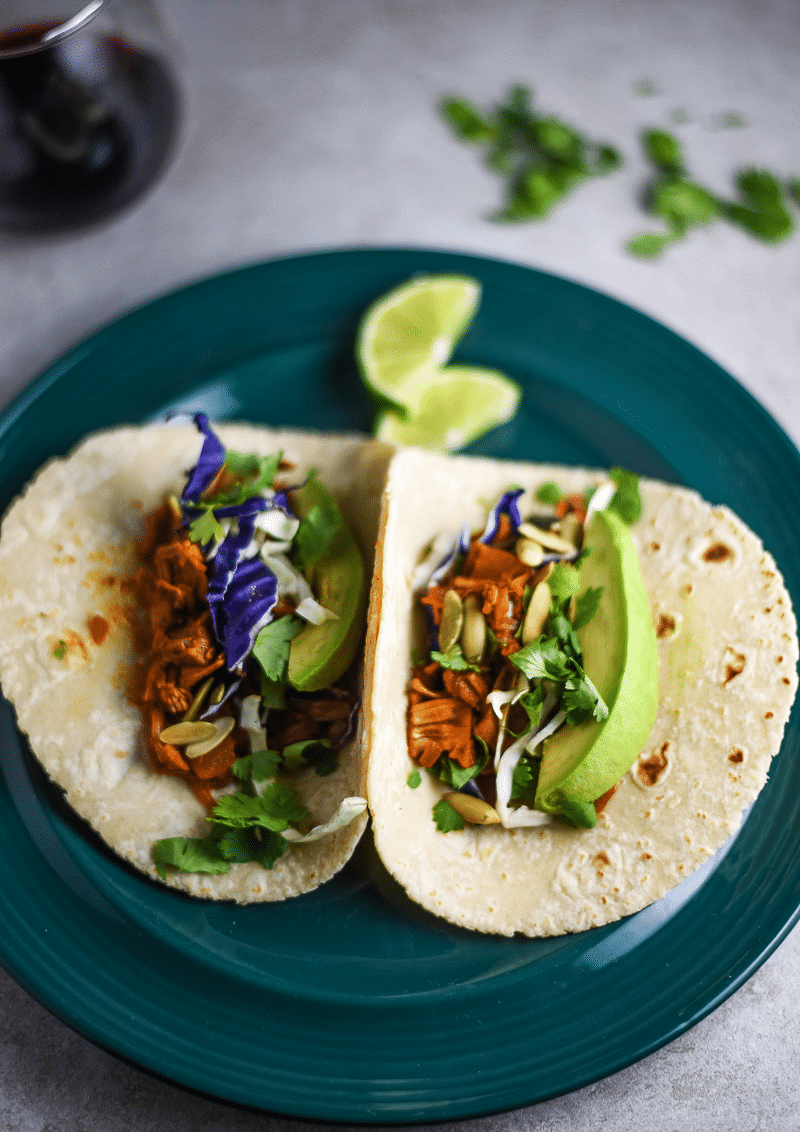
xmin=515 ymin=537 xmax=545 ymax=567
xmin=443 ymin=791 xmax=501 ymax=825
xmin=517 ymin=521 xmax=575 ymax=555
xmin=460 ymin=593 xmax=486 ymax=664
xmin=158 ymin=720 xmax=218 ymax=746
xmin=185 ymin=716 xmax=236 ymax=759
xmin=181 ymin=676 xmax=215 ymax=722
xmin=439 ymin=589 xmax=464 ymax=653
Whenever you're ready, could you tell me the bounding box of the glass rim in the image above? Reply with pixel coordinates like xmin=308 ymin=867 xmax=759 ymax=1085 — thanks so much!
xmin=0 ymin=0 xmax=109 ymax=58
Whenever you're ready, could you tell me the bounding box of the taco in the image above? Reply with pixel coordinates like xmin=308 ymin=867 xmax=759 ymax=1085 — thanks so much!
xmin=0 ymin=419 xmax=390 ymax=902
xmin=363 ymin=447 xmax=799 ymax=936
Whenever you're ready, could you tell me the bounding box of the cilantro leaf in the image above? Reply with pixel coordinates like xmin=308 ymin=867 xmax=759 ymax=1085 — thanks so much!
xmin=432 ymin=798 xmax=466 ymax=832
xmin=407 ymin=768 xmax=422 ymax=789
xmin=281 ymin=738 xmax=338 ymax=777
xmin=205 ymin=450 xmax=282 ymax=506
xmin=536 ymin=482 xmax=563 ymax=505
xmin=510 ymin=635 xmax=573 ymax=682
xmin=212 ymin=782 xmax=309 ymax=832
xmin=547 ymin=562 xmax=580 ymax=604
xmin=626 ymin=232 xmax=677 ymax=259
xmin=217 ymin=826 xmax=287 ymax=869
xmin=642 ymin=128 xmax=685 ymax=174
xmin=432 ymin=745 xmax=488 ymax=790
xmin=293 ymin=472 xmax=345 ymax=568
xmin=572 ymin=585 xmax=604 ymax=630
xmin=152 ymin=834 xmax=230 ymax=879
xmin=509 ymin=749 xmax=541 ymax=807
xmin=187 ymin=507 xmax=225 ymax=547
xmin=440 ymin=96 xmax=496 ymax=143
xmin=232 ymin=748 xmax=281 ymax=782
xmin=608 ymin=468 xmax=642 ymax=524
xmin=252 ymin=616 xmax=303 ymax=683
xmin=430 ymin=645 xmax=482 ymax=672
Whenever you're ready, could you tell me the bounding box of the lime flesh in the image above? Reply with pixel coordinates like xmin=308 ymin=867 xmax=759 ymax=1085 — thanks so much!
xmin=356 ymin=275 xmax=481 ymax=416
xmin=374 ymin=364 xmax=521 ymax=451
xmin=535 ymin=509 xmax=659 ymax=812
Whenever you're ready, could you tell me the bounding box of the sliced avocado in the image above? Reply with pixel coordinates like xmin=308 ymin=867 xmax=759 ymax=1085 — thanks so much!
xmin=287 ymin=476 xmax=367 ymax=693
xmin=535 ymin=508 xmax=658 ymax=814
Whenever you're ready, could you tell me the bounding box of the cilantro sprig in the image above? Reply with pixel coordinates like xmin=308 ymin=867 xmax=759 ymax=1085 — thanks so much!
xmin=628 ymin=128 xmax=797 ymax=258
xmin=440 ymin=83 xmax=623 ymax=223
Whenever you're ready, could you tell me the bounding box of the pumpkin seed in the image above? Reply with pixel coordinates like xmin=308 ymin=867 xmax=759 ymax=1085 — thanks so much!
xmin=210 ymin=682 xmax=226 ymax=705
xmin=558 ymin=513 xmax=583 ymax=548
xmin=515 ymin=537 xmax=545 ymax=567
xmin=158 ymin=720 xmax=218 ymax=746
xmin=521 ymin=580 xmax=552 ymax=644
xmin=167 ymin=493 xmax=182 ymax=522
xmin=443 ymin=791 xmax=501 ymax=825
xmin=460 ymin=594 xmax=486 ymax=663
xmin=517 ymin=521 xmax=575 ymax=555
xmin=181 ymin=676 xmax=215 ymax=722
xmin=185 ymin=716 xmax=236 ymax=759
xmin=439 ymin=589 xmax=464 ymax=653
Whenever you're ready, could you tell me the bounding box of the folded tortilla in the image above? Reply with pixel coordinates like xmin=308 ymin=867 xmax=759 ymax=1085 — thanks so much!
xmin=363 ymin=448 xmax=799 ymax=937
xmin=0 ymin=423 xmax=391 ymax=902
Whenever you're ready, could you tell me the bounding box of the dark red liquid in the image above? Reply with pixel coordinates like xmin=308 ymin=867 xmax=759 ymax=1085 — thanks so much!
xmin=0 ymin=20 xmax=180 ymax=232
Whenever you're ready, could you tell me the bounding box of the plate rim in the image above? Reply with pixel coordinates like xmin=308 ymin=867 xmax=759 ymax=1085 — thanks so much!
xmin=1 ymin=244 xmax=799 ymax=1123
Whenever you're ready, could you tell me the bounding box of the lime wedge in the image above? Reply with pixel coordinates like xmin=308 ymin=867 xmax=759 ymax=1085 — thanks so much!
xmin=356 ymin=275 xmax=482 ymax=416
xmin=374 ymin=365 xmax=521 ymax=451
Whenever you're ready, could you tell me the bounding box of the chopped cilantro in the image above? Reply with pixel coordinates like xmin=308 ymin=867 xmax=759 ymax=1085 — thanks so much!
xmin=232 ymin=748 xmax=281 ymax=782
xmin=721 ymin=168 xmax=794 ymax=243
xmin=547 ymin=562 xmax=581 ymax=604
xmin=53 ymin=640 xmax=67 ymax=660
xmin=536 ymin=481 xmax=563 ymax=505
xmin=432 ymin=798 xmax=466 ymax=832
xmin=152 ymin=833 xmax=231 ymax=878
xmin=293 ymin=472 xmax=345 ymax=568
xmin=213 ymin=781 xmax=309 ymax=832
xmin=642 ymin=128 xmax=685 ymax=174
xmin=430 ymin=644 xmax=482 ymax=672
xmin=187 ymin=507 xmax=225 ymax=547
xmin=432 ymin=746 xmax=488 ymax=790
xmin=510 ymin=633 xmax=608 ymax=726
xmin=440 ymin=82 xmax=623 ymax=224
xmin=407 ymin=768 xmax=422 ymax=789
xmin=509 ymin=749 xmax=541 ymax=808
xmin=212 ymin=450 xmax=282 ymax=505
xmin=281 ymin=738 xmax=338 ymax=777
xmin=252 ymin=616 xmax=303 ymax=683
xmin=608 ymin=468 xmax=642 ymax=524
xmin=572 ymin=585 xmax=604 ymax=630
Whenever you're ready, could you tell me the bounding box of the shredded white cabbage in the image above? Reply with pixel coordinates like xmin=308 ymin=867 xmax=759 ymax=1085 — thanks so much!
xmin=280 ymin=797 xmax=367 ymax=842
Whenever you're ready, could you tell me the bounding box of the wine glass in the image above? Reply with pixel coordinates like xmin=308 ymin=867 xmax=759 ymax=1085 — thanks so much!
xmin=0 ymin=0 xmax=181 ymax=232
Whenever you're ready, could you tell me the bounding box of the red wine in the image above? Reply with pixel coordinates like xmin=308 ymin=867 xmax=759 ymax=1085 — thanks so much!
xmin=0 ymin=20 xmax=180 ymax=232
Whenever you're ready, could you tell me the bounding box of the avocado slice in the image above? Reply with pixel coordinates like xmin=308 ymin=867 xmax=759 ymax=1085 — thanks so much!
xmin=534 ymin=508 xmax=658 ymax=816
xmin=287 ymin=476 xmax=367 ymax=693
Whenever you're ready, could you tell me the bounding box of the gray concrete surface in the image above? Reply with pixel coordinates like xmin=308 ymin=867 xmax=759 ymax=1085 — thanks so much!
xmin=1 ymin=1 xmax=800 ymax=1128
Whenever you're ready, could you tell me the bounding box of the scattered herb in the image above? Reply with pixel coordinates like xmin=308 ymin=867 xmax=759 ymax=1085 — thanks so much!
xmin=407 ymin=768 xmax=422 ymax=789
xmin=535 ymin=481 xmax=563 ymax=505
xmin=53 ymin=640 xmax=67 ymax=660
xmin=432 ymin=797 xmax=466 ymax=832
xmin=440 ymin=83 xmax=623 ymax=223
xmin=633 ymin=79 xmax=659 ymax=97
xmin=293 ymin=471 xmax=345 ymax=568
xmin=629 ymin=129 xmax=797 ymax=257
xmin=509 ymin=749 xmax=541 ymax=808
xmin=252 ymin=615 xmax=304 ymax=684
xmin=608 ymin=467 xmax=643 ymax=524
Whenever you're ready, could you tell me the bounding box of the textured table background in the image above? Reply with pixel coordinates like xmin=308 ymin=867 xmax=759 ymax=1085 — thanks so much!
xmin=2 ymin=1 xmax=800 ymax=1129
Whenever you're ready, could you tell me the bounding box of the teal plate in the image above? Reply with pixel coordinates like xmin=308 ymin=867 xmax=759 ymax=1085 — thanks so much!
xmin=1 ymin=248 xmax=799 ymax=1123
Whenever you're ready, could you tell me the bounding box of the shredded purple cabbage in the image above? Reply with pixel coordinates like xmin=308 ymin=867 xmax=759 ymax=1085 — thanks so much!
xmin=218 ymin=557 xmax=279 ymax=670
xmin=479 ymin=488 xmax=524 ymax=544
xmin=181 ymin=413 xmax=227 ymax=504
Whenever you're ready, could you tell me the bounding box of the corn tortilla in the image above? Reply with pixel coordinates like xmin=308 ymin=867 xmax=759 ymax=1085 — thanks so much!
xmin=363 ymin=448 xmax=799 ymax=937
xmin=0 ymin=423 xmax=391 ymax=902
